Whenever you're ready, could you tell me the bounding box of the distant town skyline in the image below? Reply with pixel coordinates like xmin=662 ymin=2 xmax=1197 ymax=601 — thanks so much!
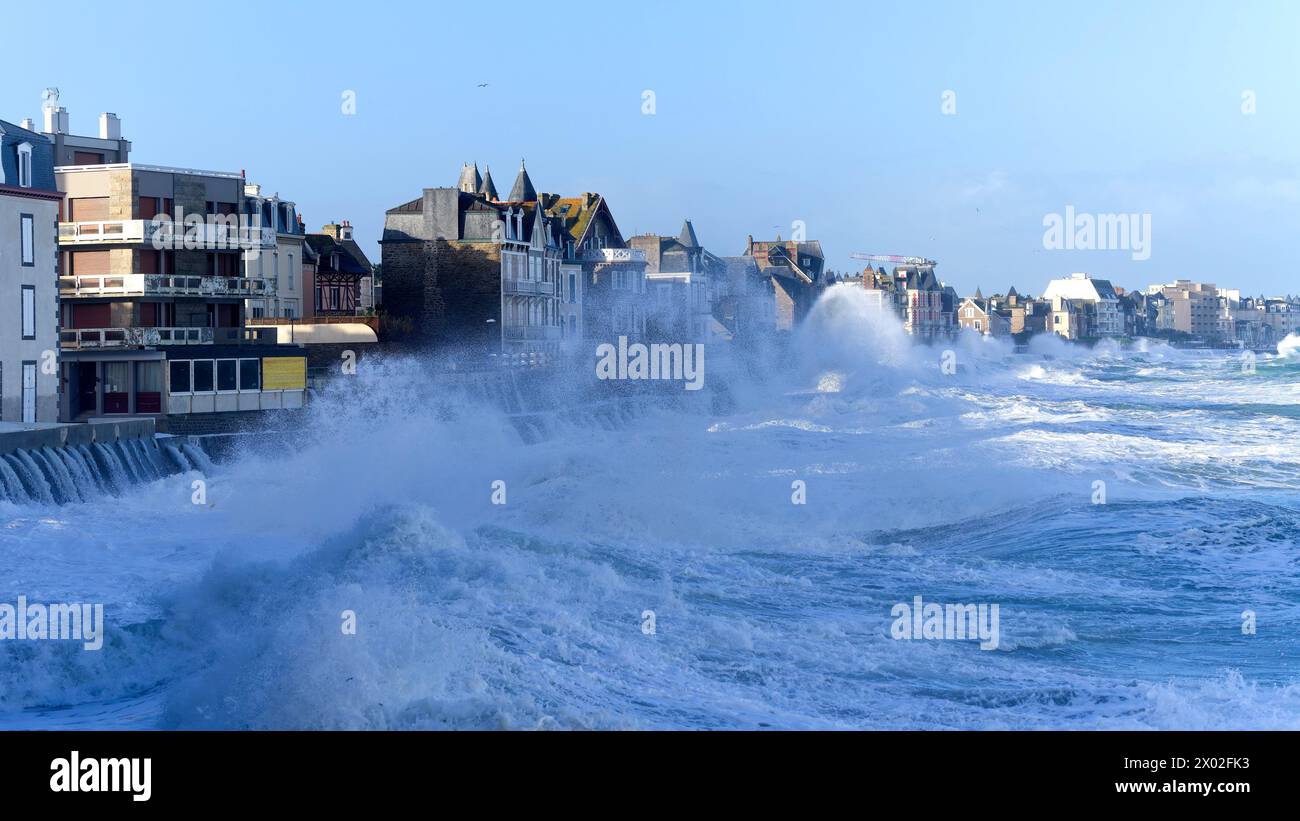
xmin=4 ymin=0 xmax=1298 ymax=296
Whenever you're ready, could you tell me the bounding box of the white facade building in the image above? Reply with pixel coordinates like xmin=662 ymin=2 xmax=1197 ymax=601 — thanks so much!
xmin=1042 ymin=273 xmax=1122 ymax=338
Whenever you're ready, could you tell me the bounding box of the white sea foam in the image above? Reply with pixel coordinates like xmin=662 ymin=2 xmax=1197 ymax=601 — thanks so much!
xmin=2 ymin=285 xmax=1298 ymax=729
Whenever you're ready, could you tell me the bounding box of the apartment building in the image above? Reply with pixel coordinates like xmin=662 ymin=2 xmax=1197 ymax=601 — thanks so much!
xmin=0 ymin=119 xmax=60 ymax=423
xmin=51 ymin=116 xmax=306 ymax=420
xmin=1147 ymin=280 xmax=1227 ymax=341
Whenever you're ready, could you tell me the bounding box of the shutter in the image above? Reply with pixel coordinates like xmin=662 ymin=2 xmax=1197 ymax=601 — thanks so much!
xmin=69 ymin=197 xmax=111 ymax=221
xmin=69 ymin=250 xmax=111 ymax=276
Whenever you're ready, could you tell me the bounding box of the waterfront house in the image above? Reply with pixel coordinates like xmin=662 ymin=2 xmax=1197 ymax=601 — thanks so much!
xmin=0 ymin=119 xmax=61 ymax=423
xmin=241 ymin=182 xmax=305 ymax=320
xmin=628 ymin=220 xmax=719 ymax=343
xmin=383 ymin=161 xmax=576 ymax=360
xmin=744 ymin=235 xmax=824 ymax=331
xmin=306 ymin=222 xmax=371 ymax=317
xmin=956 ymin=296 xmax=1010 ymax=337
xmin=1042 ymin=273 xmax=1122 ymax=338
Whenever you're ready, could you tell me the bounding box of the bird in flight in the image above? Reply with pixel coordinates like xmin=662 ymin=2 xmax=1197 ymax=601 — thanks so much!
xmin=477 ymin=82 xmax=490 ymax=88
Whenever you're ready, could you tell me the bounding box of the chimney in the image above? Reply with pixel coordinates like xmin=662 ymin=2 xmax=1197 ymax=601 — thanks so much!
xmin=340 ymin=220 xmax=353 ymax=241
xmin=20 ymin=118 xmax=34 ymax=131
xmin=99 ymin=112 xmax=121 ymax=140
xmin=44 ymin=106 xmax=69 ymax=134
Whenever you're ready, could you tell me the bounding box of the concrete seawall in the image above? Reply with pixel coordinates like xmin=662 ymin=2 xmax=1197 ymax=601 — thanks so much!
xmin=0 ymin=419 xmax=157 ymax=457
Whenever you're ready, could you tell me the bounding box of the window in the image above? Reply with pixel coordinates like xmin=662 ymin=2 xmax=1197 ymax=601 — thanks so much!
xmin=103 ymin=362 xmax=129 ymax=414
xmin=21 ymin=214 xmax=35 ymax=266
xmin=569 ymin=273 xmax=576 ymax=303
xmin=21 ymin=362 xmax=36 ymax=423
xmin=169 ymin=360 xmax=191 ymax=393
xmin=216 ymin=359 xmax=237 ymax=392
xmin=239 ymin=359 xmax=260 ymax=391
xmin=192 ymin=360 xmax=214 ymax=392
xmin=17 ymin=143 xmax=33 ymax=188
xmin=136 ymin=362 xmax=163 ymax=413
xmin=21 ymin=285 xmax=35 ymax=339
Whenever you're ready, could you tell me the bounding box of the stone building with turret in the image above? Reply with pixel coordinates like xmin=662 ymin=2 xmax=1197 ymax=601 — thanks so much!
xmin=381 ymin=161 xmax=573 ymax=360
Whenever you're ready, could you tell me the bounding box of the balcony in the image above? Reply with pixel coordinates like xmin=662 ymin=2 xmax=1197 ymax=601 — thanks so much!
xmin=580 ymin=248 xmax=646 ymax=264
xmin=59 ymin=220 xmax=277 ymax=249
xmin=503 ymin=325 xmax=562 ymax=341
xmin=60 ymin=326 xmax=278 ymax=349
xmin=61 ymin=326 xmax=214 ymax=348
xmin=59 ymin=274 xmax=271 ymax=298
xmin=503 ymin=278 xmax=556 ymax=296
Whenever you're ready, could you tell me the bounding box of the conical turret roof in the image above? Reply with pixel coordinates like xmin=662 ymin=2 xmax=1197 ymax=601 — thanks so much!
xmin=509 ymin=159 xmax=537 ymax=202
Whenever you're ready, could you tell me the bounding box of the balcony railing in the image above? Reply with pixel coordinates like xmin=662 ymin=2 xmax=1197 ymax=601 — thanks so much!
xmin=580 ymin=248 xmax=646 ymax=264
xmin=503 ymin=325 xmax=562 ymax=341
xmin=59 ymin=274 xmax=272 ymax=298
xmin=61 ymin=326 xmax=214 ymax=348
xmin=503 ymin=278 xmax=556 ymax=296
xmin=59 ymin=220 xmax=277 ymax=249
xmin=58 ymin=220 xmax=148 ymax=243
xmin=59 ymin=326 xmax=278 ymax=349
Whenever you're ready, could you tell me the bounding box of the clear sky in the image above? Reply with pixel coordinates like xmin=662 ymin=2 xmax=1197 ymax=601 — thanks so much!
xmin=4 ymin=0 xmax=1298 ymax=297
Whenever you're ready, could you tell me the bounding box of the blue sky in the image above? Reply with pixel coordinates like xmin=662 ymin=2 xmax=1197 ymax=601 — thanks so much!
xmin=4 ymin=0 xmax=1298 ymax=296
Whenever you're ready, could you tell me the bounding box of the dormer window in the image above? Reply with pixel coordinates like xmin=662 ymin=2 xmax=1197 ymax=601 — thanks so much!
xmin=17 ymin=142 xmax=33 ymax=188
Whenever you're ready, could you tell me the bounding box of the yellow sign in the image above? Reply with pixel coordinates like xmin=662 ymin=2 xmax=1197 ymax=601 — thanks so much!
xmin=262 ymin=357 xmax=306 ymax=390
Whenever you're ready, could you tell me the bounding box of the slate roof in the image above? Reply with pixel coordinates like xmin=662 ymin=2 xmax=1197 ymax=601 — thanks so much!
xmin=508 ymin=160 xmax=537 ymax=202
xmin=305 ymin=232 xmax=372 ymax=276
xmin=479 ymin=166 xmax=499 ymax=200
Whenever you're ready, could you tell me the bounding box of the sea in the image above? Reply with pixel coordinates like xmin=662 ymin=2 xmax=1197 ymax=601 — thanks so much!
xmin=2 ymin=284 xmax=1298 ymax=729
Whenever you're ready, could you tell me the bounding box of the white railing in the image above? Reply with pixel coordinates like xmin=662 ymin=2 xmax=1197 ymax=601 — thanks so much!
xmin=503 ymin=325 xmax=562 ymax=341
xmin=60 ymin=326 xmax=216 ymax=348
xmin=58 ymin=274 xmax=271 ymax=297
xmin=59 ymin=220 xmax=276 ymax=249
xmin=58 ymin=220 xmax=147 ymax=243
xmin=55 ymin=162 xmax=244 ymax=179
xmin=503 ymin=278 xmax=556 ymax=296
xmin=581 ymin=248 xmax=646 ymax=264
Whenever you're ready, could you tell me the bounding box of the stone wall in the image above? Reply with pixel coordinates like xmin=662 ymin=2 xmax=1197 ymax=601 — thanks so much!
xmin=381 ymin=239 xmax=501 ymax=349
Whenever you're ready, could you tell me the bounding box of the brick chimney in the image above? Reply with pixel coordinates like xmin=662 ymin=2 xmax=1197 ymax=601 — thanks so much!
xmin=321 ymin=220 xmax=352 ymax=242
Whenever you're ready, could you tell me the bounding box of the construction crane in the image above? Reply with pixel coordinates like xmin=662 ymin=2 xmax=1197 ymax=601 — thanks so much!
xmin=850 ymin=253 xmax=937 ymax=268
